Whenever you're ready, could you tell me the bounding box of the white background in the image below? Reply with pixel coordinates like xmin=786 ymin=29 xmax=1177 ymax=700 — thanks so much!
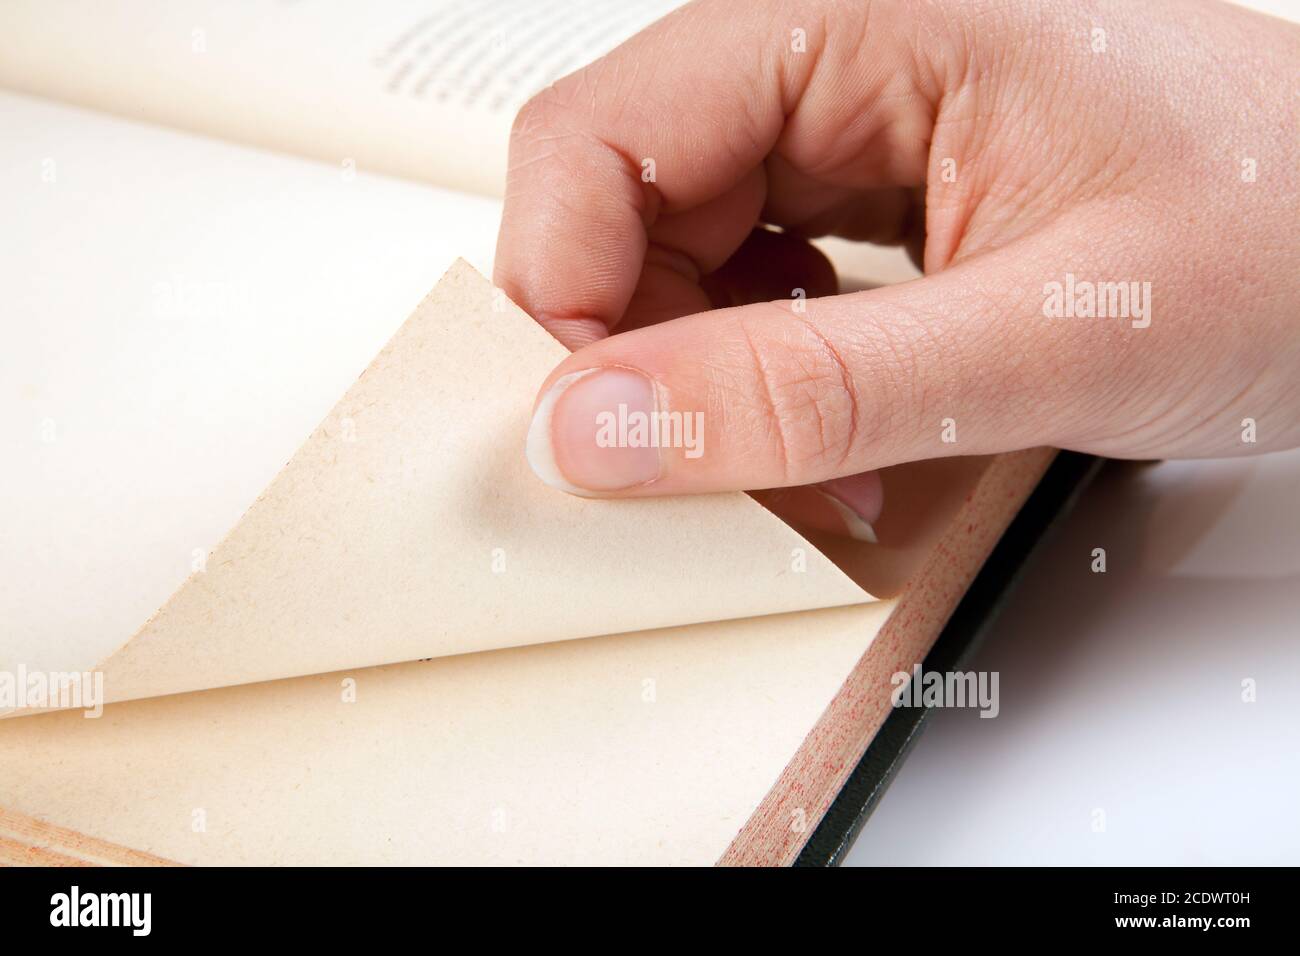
xmin=845 ymin=451 xmax=1300 ymax=865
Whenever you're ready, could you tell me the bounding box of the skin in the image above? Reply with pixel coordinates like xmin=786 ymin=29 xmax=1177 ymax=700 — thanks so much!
xmin=494 ymin=0 xmax=1299 ymax=536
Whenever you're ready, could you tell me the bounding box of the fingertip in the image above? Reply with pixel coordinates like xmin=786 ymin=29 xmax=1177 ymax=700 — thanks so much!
xmin=814 ymin=490 xmax=879 ymax=543
xmin=748 ymin=476 xmax=884 ymax=542
xmin=818 ymin=472 xmax=884 ymax=534
xmin=526 ymin=366 xmax=663 ymax=496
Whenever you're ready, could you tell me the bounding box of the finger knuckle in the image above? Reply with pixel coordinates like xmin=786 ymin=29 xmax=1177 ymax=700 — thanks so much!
xmin=511 ymin=83 xmax=566 ymax=141
xmin=737 ymin=306 xmax=863 ymax=484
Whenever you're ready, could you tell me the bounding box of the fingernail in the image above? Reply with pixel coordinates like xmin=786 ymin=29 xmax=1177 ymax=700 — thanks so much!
xmin=526 ymin=367 xmax=662 ymax=495
xmin=817 ymin=474 xmax=883 ymax=543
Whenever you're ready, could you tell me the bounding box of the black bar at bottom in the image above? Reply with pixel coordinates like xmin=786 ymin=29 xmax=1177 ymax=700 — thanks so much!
xmin=0 ymin=864 xmax=1283 ymax=939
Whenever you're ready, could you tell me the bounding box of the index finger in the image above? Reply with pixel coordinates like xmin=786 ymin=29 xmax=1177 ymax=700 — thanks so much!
xmin=492 ymin=2 xmax=803 ymax=346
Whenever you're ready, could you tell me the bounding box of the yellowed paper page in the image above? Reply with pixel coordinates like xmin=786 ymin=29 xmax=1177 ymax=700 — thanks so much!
xmin=34 ymin=261 xmax=867 ymax=709
xmin=0 ymin=448 xmax=1045 ymax=865
xmin=0 ymin=601 xmax=894 ymax=866
xmin=0 ymin=91 xmax=478 ymax=709
xmin=1 ymin=93 xmax=872 ymax=713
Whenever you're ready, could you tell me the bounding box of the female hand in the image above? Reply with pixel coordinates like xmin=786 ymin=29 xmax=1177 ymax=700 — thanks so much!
xmin=494 ymin=0 xmax=1299 ymax=539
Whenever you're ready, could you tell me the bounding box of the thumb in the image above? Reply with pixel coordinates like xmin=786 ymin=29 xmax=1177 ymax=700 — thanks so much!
xmin=524 ymin=222 xmax=1120 ymax=497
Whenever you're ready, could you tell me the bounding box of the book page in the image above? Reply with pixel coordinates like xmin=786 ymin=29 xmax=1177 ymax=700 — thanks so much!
xmin=14 ymin=260 xmax=872 ymax=710
xmin=1 ymin=92 xmax=879 ymax=714
xmin=0 ymin=601 xmax=894 ymax=866
xmin=0 ymin=0 xmax=682 ymax=197
xmin=0 ymin=91 xmax=468 ymax=704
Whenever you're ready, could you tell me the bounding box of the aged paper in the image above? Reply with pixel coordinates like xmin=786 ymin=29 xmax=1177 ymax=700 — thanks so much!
xmin=0 ymin=601 xmax=895 ymax=865
xmin=3 ymin=262 xmax=869 ymax=713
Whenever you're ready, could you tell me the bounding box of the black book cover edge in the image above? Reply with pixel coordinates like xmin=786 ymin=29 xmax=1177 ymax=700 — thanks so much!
xmin=794 ymin=450 xmax=1106 ymax=867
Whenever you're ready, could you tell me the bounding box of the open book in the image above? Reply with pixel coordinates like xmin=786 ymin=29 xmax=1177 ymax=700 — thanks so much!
xmin=0 ymin=0 xmax=1055 ymax=865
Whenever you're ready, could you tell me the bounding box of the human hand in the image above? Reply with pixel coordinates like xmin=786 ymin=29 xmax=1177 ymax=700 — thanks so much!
xmin=495 ymin=0 xmax=1299 ymax=539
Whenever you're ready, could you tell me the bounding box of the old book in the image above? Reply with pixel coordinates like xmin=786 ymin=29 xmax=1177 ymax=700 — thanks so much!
xmin=0 ymin=0 xmax=1054 ymax=865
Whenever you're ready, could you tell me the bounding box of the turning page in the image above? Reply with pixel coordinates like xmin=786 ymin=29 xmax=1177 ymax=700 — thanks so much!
xmin=2 ymin=257 xmax=873 ymax=712
xmin=0 ymin=91 xmax=881 ymax=715
xmin=3 ymin=260 xmax=873 ymax=713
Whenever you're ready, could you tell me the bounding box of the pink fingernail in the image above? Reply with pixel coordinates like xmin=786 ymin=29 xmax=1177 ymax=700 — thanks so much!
xmin=525 ymin=368 xmax=662 ymax=495
xmin=817 ymin=474 xmax=883 ymax=543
